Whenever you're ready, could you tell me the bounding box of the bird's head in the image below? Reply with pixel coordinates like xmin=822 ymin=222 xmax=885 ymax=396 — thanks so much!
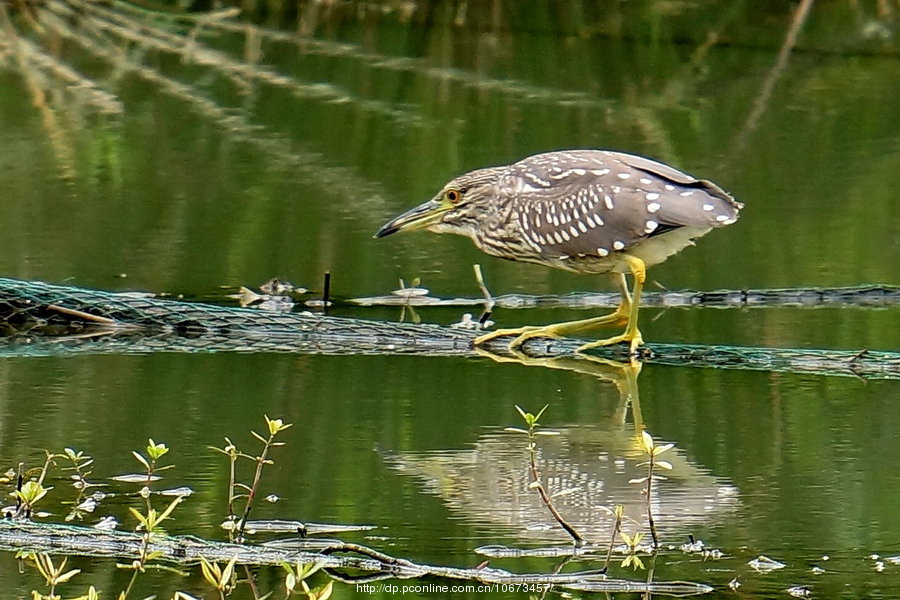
xmin=374 ymin=167 xmax=501 ymax=240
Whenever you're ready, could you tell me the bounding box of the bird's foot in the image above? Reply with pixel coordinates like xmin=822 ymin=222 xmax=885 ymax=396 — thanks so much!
xmin=576 ymin=329 xmax=645 ymax=357
xmin=474 ymin=325 xmax=562 ymax=353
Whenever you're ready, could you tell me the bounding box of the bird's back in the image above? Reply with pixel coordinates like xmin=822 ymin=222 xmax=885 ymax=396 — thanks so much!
xmin=476 ymin=150 xmax=741 ymax=273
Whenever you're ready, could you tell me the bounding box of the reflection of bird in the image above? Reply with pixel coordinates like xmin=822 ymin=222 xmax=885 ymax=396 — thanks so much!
xmin=376 ymin=150 xmax=742 ymax=353
xmin=382 ymin=427 xmax=739 ymax=543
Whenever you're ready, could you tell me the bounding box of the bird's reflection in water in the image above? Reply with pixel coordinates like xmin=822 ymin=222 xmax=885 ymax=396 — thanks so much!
xmin=384 ymin=353 xmax=738 ymax=544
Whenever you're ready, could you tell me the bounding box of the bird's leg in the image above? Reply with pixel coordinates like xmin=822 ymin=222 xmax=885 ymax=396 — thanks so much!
xmin=577 ymin=255 xmax=646 ymax=355
xmin=472 ymin=272 xmax=633 ymax=350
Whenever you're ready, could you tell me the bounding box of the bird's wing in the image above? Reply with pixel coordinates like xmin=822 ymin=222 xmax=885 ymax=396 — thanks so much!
xmin=496 ymin=151 xmax=740 ymax=259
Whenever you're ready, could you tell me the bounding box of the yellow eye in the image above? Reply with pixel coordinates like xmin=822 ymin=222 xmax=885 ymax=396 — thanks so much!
xmin=445 ymin=188 xmax=462 ymax=204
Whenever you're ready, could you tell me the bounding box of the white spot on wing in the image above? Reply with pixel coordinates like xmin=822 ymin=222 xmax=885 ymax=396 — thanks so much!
xmin=645 ymin=220 xmax=658 ymax=233
xmin=597 ymin=247 xmax=609 ymax=257
xmin=640 ymin=178 xmax=652 ymax=185
xmin=645 ymin=192 xmax=660 ymax=201
xmin=617 ymin=172 xmax=631 ymax=180
xmin=647 ymin=202 xmax=661 ymax=213
xmin=604 ymin=194 xmax=614 ymax=210
xmin=702 ymin=203 xmax=715 ymax=211
xmin=680 ymin=191 xmax=695 ymax=197
xmin=613 ymin=241 xmax=625 ymax=250
xmin=591 ymin=168 xmax=610 ymax=176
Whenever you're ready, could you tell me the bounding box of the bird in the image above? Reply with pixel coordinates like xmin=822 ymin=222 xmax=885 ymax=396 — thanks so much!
xmin=375 ymin=149 xmax=742 ymax=354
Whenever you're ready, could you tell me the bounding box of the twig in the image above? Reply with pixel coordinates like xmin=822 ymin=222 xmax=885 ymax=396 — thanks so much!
xmin=602 ymin=507 xmax=623 ymax=573
xmin=322 ymin=271 xmax=331 ymax=315
xmin=472 ymin=264 xmax=495 ymax=326
xmin=734 ymin=0 xmax=815 ymax=151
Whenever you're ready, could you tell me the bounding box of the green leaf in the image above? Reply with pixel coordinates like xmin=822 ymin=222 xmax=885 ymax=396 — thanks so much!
xmin=155 ymin=496 xmax=183 ymax=525
xmin=16 ymin=480 xmax=48 ymax=505
xmin=221 ymin=555 xmax=237 ymax=585
xmin=265 ymin=416 xmax=293 ymax=436
xmin=514 ymin=405 xmax=527 ymax=419
xmin=147 ymin=439 xmax=169 ymax=460
xmin=656 ymin=460 xmax=674 ymax=470
xmin=653 ymin=442 xmax=675 ymax=456
xmin=503 ymin=427 xmax=529 ymax=435
xmin=314 ymin=581 xmax=334 ymax=600
xmin=639 ymin=431 xmax=654 ymax=455
xmin=285 ymin=571 xmax=296 ymax=592
xmin=54 ymin=568 xmax=81 ymax=584
xmin=128 ymin=507 xmax=148 ymax=528
xmin=199 ymin=557 xmax=219 ymax=586
xmin=132 ymin=451 xmax=150 ymax=471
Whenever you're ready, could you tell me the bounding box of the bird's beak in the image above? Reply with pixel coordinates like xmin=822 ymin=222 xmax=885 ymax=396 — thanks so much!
xmin=374 ymin=199 xmax=447 ymax=238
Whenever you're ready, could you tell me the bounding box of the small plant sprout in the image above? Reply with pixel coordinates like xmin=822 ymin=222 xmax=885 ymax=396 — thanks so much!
xmin=133 ymin=439 xmax=173 ymax=483
xmin=199 ymin=555 xmax=237 ymax=599
xmin=602 ymin=504 xmax=626 ymax=572
xmin=25 ymin=552 xmax=82 ymax=598
xmin=128 ymin=495 xmax=184 ymax=535
xmin=119 ymin=439 xmax=183 ymax=599
xmin=15 ymin=480 xmax=49 ymax=518
xmin=629 ymin=431 xmax=674 ymax=548
xmin=283 ymin=561 xmax=333 ymax=600
xmin=212 ymin=416 xmax=293 ymax=543
xmin=505 ymin=405 xmax=584 ymax=546
xmin=59 ymin=448 xmax=95 ymax=489
xmin=620 ymin=531 xmax=646 ymax=570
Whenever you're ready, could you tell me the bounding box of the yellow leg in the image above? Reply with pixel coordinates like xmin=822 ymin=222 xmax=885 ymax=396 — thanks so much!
xmin=577 ymin=255 xmax=646 ymax=355
xmin=473 ymin=270 xmax=635 ymax=350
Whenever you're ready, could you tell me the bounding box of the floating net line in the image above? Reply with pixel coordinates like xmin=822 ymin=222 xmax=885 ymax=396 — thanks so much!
xmin=0 ymin=277 xmax=896 ymax=380
xmin=351 ymin=284 xmax=898 ymax=309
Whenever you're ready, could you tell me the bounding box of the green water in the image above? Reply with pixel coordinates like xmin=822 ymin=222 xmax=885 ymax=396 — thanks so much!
xmin=0 ymin=1 xmax=898 ymax=598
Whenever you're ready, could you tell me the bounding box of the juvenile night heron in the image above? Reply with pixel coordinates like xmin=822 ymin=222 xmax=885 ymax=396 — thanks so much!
xmin=376 ymin=150 xmax=742 ymax=354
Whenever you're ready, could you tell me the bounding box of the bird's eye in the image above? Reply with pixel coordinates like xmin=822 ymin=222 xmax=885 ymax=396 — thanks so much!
xmin=445 ymin=188 xmax=462 ymax=204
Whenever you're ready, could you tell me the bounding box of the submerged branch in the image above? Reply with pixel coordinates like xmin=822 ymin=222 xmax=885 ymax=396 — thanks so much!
xmin=0 ymin=520 xmax=712 ymax=596
xmin=0 ymin=277 xmax=896 ymax=380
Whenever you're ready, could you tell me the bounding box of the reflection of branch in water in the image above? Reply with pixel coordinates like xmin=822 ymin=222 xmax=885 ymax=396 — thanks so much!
xmin=0 ymin=31 xmax=123 ymax=115
xmin=733 ymin=0 xmax=816 ymax=152
xmin=34 ymin=3 xmax=386 ymax=205
xmin=0 ymin=3 xmax=77 ymax=179
xmin=54 ymin=0 xmax=429 ymax=127
xmin=104 ymin=0 xmax=609 ymax=110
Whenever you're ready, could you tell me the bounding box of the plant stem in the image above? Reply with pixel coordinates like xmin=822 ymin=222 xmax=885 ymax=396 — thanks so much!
xmin=645 ymin=453 xmax=659 ymax=548
xmin=603 ymin=509 xmax=622 ymax=572
xmin=526 ymin=435 xmax=584 ymax=546
xmin=236 ymin=433 xmax=275 ymax=542
xmin=227 ymin=450 xmax=237 ymax=533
